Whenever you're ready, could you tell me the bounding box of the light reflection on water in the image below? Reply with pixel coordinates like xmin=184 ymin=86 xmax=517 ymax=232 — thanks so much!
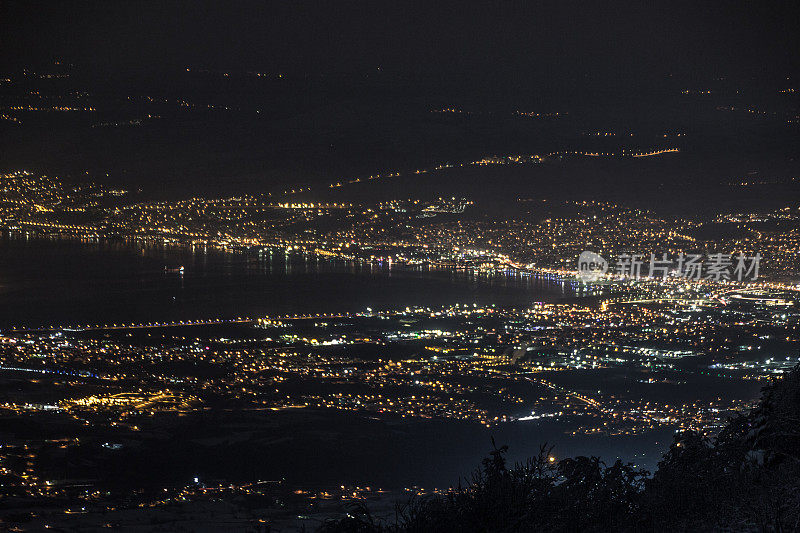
xmin=0 ymin=231 xmax=591 ymax=328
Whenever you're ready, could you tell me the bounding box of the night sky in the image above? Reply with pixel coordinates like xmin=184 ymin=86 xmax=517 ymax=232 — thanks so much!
xmin=3 ymin=2 xmax=799 ymax=82
xmin=1 ymin=2 xmax=799 ymax=203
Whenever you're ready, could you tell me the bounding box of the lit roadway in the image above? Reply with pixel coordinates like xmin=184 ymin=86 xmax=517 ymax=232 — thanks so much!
xmin=4 ymin=312 xmax=371 ymax=334
xmin=5 ymin=317 xmax=255 ymax=334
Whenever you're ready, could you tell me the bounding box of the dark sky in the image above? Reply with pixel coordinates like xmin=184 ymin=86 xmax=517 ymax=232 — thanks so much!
xmin=2 ymin=1 xmax=799 ymax=82
xmin=1 ymin=1 xmax=798 ymax=204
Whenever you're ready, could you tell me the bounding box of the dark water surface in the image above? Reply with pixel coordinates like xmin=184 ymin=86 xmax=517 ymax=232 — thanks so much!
xmin=0 ymin=231 xmax=576 ymax=329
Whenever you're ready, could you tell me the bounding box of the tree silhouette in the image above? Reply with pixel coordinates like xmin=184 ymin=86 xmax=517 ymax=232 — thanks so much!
xmin=322 ymin=363 xmax=800 ymax=532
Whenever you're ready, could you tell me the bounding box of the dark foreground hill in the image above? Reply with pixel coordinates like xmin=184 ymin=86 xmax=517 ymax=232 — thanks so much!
xmin=322 ymin=364 xmax=800 ymax=532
